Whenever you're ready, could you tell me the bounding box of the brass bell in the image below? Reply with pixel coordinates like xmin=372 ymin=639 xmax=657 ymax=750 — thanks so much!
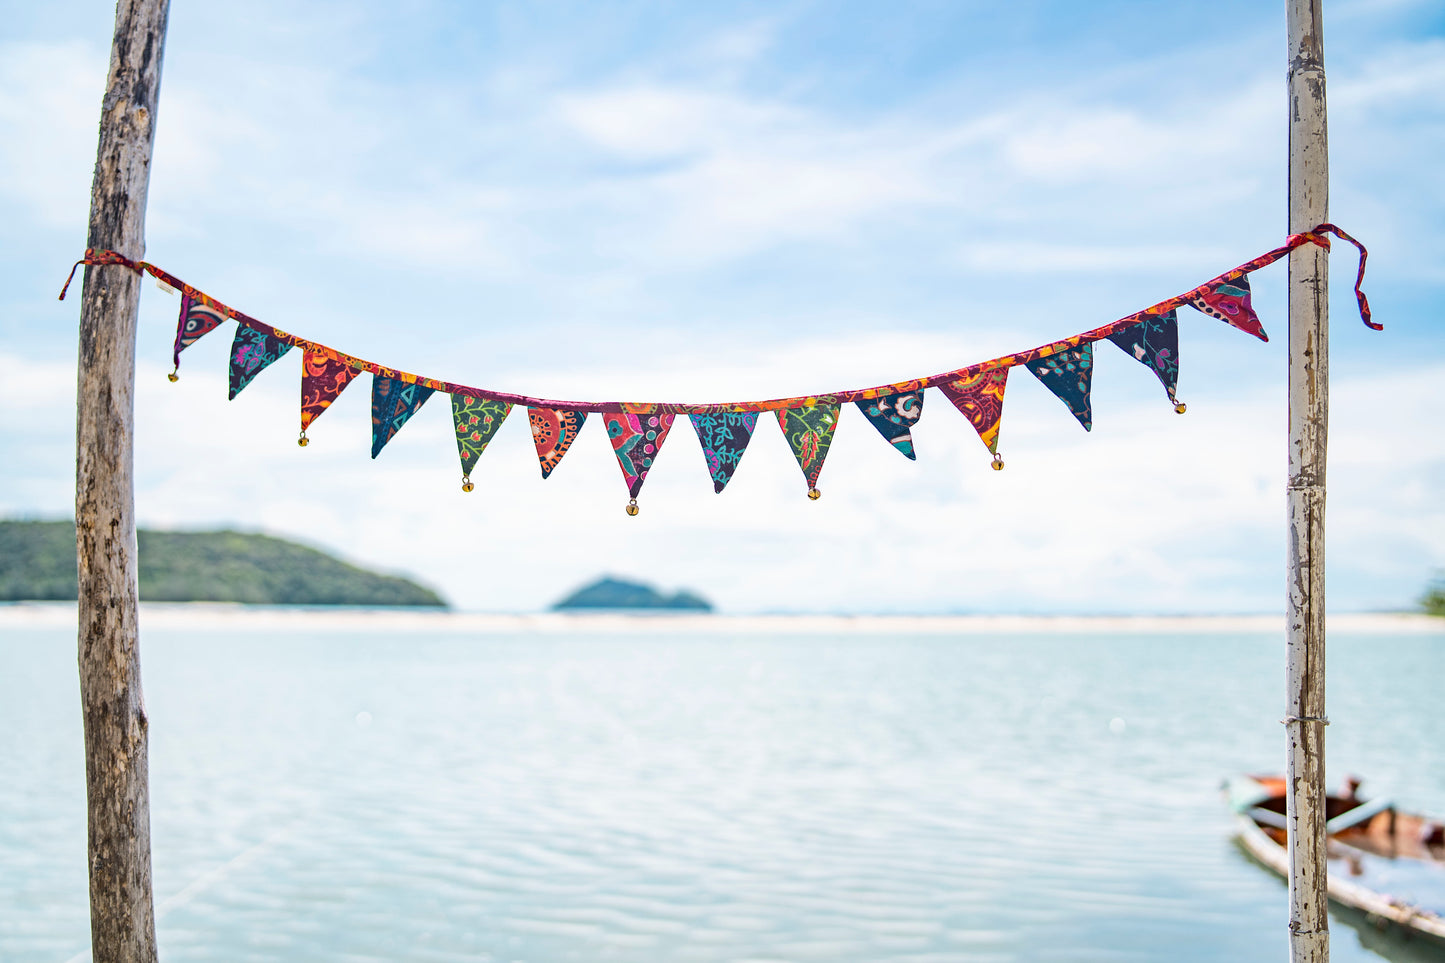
xmin=1174 ymin=402 xmax=1188 ymax=414
xmin=807 ymin=488 xmax=821 ymax=501
xmin=991 ymin=454 xmax=1004 ymax=471
xmin=297 ymin=430 xmax=309 ymax=447
xmin=167 ymin=370 xmax=179 ymax=383
xmin=461 ymin=476 xmax=474 ymax=493
xmin=625 ymin=499 xmax=640 ymax=516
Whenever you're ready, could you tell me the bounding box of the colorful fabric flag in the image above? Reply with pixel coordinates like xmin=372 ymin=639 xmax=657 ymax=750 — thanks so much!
xmin=172 ymin=295 xmax=228 ymax=369
xmin=1106 ymin=310 xmax=1180 ymax=404
xmin=301 ymin=350 xmax=360 ymax=429
xmin=939 ymin=368 xmax=1008 ymax=454
xmin=604 ymin=411 xmax=676 ymax=498
xmin=1188 ymin=274 xmax=1266 ymax=341
xmin=371 ymin=376 xmax=435 ymax=458
xmin=689 ymin=412 xmax=759 ymax=493
xmin=451 ymin=394 xmax=512 ymax=478
xmin=1026 ymin=344 xmax=1094 ymax=431
xmin=228 ymin=324 xmax=293 ymax=400
xmin=855 ymin=390 xmax=923 ymax=460
xmin=529 ymin=407 xmax=588 ymax=478
xmin=777 ymin=404 xmax=840 ymax=491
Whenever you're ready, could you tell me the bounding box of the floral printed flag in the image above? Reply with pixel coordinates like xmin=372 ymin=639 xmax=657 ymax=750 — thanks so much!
xmin=529 ymin=407 xmax=588 ymax=478
xmin=451 ymin=394 xmax=512 ymax=478
xmin=228 ymin=324 xmax=292 ymax=400
xmin=1188 ymin=274 xmax=1266 ymax=341
xmin=689 ymin=412 xmax=758 ymax=493
xmin=777 ymin=404 xmax=840 ymax=491
xmin=604 ymin=411 xmax=676 ymax=498
xmin=938 ymin=368 xmax=1008 ymax=454
xmin=172 ymin=295 xmax=228 ymax=370
xmin=1106 ymin=310 xmax=1180 ymax=405
xmin=301 ymin=349 xmax=360 ymax=430
xmin=371 ymin=376 xmax=435 ymax=458
xmin=1026 ymin=344 xmax=1094 ymax=431
xmin=855 ymin=390 xmax=923 ymax=460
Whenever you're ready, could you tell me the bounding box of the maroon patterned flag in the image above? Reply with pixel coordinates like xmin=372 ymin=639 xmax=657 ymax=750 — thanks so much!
xmin=172 ymin=295 xmax=228 ymax=369
xmin=301 ymin=350 xmax=360 ymax=430
xmin=604 ymin=411 xmax=676 ymax=498
xmin=939 ymin=368 xmax=1008 ymax=455
xmin=1188 ymin=274 xmax=1266 ymax=341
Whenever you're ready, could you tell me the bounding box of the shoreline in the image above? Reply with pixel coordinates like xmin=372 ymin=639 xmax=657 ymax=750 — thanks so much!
xmin=0 ymin=602 xmax=1439 ymax=635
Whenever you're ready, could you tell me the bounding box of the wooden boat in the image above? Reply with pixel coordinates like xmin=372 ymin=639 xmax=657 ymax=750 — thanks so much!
xmin=1226 ymin=774 xmax=1445 ymax=944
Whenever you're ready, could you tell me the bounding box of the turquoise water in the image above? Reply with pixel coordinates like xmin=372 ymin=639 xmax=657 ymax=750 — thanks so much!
xmin=3 ymin=623 xmax=1444 ymax=962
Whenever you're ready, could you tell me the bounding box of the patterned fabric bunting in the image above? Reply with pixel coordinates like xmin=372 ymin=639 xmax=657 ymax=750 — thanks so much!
xmin=228 ymin=324 xmax=293 ymax=400
xmin=604 ymin=411 xmax=676 ymax=498
xmin=939 ymin=368 xmax=1009 ymax=454
xmin=777 ymin=404 xmax=840 ymax=491
xmin=451 ymin=394 xmax=512 ymax=478
xmin=1106 ymin=310 xmax=1180 ymax=404
xmin=856 ymin=390 xmax=923 ymax=460
xmin=172 ymin=295 xmax=228 ymax=368
xmin=371 ymin=376 xmax=435 ymax=458
xmin=1188 ymin=274 xmax=1266 ymax=341
xmin=301 ymin=350 xmax=360 ymax=429
xmin=689 ymin=412 xmax=758 ymax=493
xmin=1026 ymin=344 xmax=1094 ymax=431
xmin=529 ymin=407 xmax=588 ymax=478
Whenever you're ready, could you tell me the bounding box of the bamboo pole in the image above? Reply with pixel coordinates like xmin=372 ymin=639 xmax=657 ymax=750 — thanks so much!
xmin=75 ymin=1 xmax=170 ymax=960
xmin=1285 ymin=1 xmax=1330 ymax=961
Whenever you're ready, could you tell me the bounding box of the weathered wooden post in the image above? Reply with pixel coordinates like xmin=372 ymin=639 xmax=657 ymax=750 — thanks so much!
xmin=1285 ymin=0 xmax=1330 ymax=961
xmin=75 ymin=1 xmax=170 ymax=960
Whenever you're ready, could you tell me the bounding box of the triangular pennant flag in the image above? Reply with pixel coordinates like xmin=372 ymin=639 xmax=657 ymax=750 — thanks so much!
xmin=777 ymin=404 xmax=840 ymax=493
xmin=371 ymin=375 xmax=435 ymax=459
xmin=172 ymin=295 xmax=228 ymax=370
xmin=1188 ymin=273 xmax=1267 ymax=341
xmin=938 ymin=368 xmax=1008 ymax=454
xmin=1107 ymin=310 xmax=1180 ymax=405
xmin=451 ymin=394 xmax=512 ymax=481
xmin=604 ymin=411 xmax=676 ymax=498
xmin=1026 ymin=344 xmax=1094 ymax=431
xmin=228 ymin=324 xmax=293 ymax=400
xmin=528 ymin=407 xmax=588 ymax=478
xmin=688 ymin=412 xmax=759 ymax=493
xmin=855 ymin=390 xmax=923 ymax=460
xmin=300 ymin=350 xmax=360 ymax=430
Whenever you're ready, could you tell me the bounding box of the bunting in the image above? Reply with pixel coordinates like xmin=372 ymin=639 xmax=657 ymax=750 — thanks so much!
xmin=171 ymin=295 xmax=227 ymax=374
xmin=300 ymin=350 xmax=360 ymax=439
xmin=371 ymin=376 xmax=435 ymax=459
xmin=1026 ymin=344 xmax=1094 ymax=431
xmin=604 ymin=411 xmax=676 ymax=503
xmin=689 ymin=412 xmax=759 ymax=493
xmin=856 ymin=390 xmax=923 ymax=460
xmin=529 ymin=408 xmax=587 ymax=478
xmin=1107 ymin=309 xmax=1182 ymax=408
xmin=778 ymin=404 xmax=840 ymax=495
xmin=452 ymin=394 xmax=512 ymax=489
xmin=58 ymin=225 xmax=1379 ymax=513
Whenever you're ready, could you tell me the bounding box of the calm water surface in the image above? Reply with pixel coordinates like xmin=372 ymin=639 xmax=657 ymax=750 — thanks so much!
xmin=3 ymin=622 xmax=1443 ymax=962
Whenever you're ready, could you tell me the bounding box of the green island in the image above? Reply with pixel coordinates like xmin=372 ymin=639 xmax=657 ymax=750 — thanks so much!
xmin=0 ymin=519 xmax=446 ymax=607
xmin=552 ymin=576 xmax=712 ymax=611
xmin=1423 ymin=580 xmax=1445 ymax=617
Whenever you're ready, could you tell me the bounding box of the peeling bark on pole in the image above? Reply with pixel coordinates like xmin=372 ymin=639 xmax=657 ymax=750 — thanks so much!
xmin=1285 ymin=1 xmax=1330 ymax=961
xmin=76 ymin=1 xmax=169 ymax=961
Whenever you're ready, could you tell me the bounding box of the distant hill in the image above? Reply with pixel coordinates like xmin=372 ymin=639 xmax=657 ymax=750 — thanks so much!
xmin=0 ymin=520 xmax=446 ymax=607
xmin=552 ymin=576 xmax=712 ymax=611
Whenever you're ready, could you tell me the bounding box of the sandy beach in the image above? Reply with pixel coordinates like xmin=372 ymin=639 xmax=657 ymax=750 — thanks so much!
xmin=1 ymin=602 xmax=1438 ymax=635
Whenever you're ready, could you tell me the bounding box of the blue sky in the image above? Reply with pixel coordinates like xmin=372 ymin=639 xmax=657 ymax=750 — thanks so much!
xmin=1 ymin=0 xmax=1441 ymax=613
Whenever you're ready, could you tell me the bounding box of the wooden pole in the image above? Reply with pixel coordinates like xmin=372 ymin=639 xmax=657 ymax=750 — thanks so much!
xmin=1285 ymin=1 xmax=1330 ymax=961
xmin=76 ymin=1 xmax=169 ymax=961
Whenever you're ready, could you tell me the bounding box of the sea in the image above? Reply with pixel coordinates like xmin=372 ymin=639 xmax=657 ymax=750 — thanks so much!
xmin=3 ymin=611 xmax=1443 ymax=963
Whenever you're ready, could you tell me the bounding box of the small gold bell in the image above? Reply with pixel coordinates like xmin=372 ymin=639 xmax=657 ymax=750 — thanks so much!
xmin=461 ymin=476 xmax=474 ymax=493
xmin=991 ymin=454 xmax=1004 ymax=471
xmin=1174 ymin=402 xmax=1188 ymax=414
xmin=297 ymin=430 xmax=309 ymax=447
xmin=625 ymin=499 xmax=640 ymax=516
xmin=167 ymin=370 xmax=179 ymax=383
xmin=807 ymin=488 xmax=821 ymax=500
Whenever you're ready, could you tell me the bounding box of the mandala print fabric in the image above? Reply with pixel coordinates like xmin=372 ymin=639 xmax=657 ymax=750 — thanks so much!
xmin=1026 ymin=344 xmax=1094 ymax=431
xmin=172 ymin=295 xmax=228 ymax=368
xmin=604 ymin=411 xmax=676 ymax=498
xmin=688 ymin=412 xmax=758 ymax=493
xmin=301 ymin=350 xmax=360 ymax=429
xmin=529 ymin=407 xmax=588 ymax=478
xmin=939 ymin=368 xmax=1009 ymax=454
xmin=856 ymin=390 xmax=923 ymax=460
xmin=228 ymin=325 xmax=293 ymax=400
xmin=451 ymin=394 xmax=512 ymax=477
xmin=1106 ymin=310 xmax=1180 ymax=404
xmin=1189 ymin=274 xmax=1266 ymax=341
xmin=777 ymin=404 xmax=840 ymax=490
xmin=371 ymin=376 xmax=435 ymax=458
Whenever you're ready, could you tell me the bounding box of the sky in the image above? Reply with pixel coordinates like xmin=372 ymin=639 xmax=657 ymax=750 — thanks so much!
xmin=0 ymin=0 xmax=1441 ymax=614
